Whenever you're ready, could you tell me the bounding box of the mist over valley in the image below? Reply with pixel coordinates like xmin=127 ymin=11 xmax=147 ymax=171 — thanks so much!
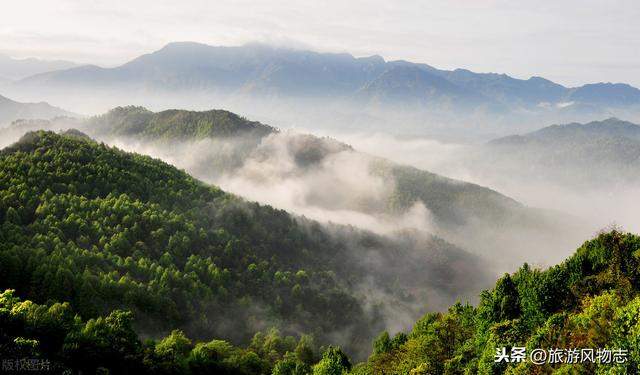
xmin=1 ymin=10 xmax=640 ymax=371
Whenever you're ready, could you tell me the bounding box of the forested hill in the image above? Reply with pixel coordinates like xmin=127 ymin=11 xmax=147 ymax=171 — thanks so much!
xmin=90 ymin=106 xmax=579 ymax=265
xmin=355 ymin=230 xmax=640 ymax=374
xmin=0 ymin=130 xmax=489 ymax=363
xmin=87 ymin=105 xmax=276 ymax=140
xmin=18 ymin=106 xmax=522 ymax=230
xmin=78 ymin=105 xmax=520 ymax=224
xmin=7 ymin=106 xmax=582 ymax=267
xmin=3 ymin=222 xmax=639 ymax=372
xmin=489 ymin=117 xmax=640 ymax=145
xmin=481 ymin=118 xmax=640 ymax=188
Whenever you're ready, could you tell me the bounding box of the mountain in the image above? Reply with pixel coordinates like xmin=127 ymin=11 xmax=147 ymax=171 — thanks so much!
xmin=567 ymin=83 xmax=640 ymax=106
xmin=0 ymin=53 xmax=78 ymax=81
xmin=84 ymin=106 xmax=539 ymax=228
xmin=10 ymin=106 xmax=585 ymax=270
xmin=491 ymin=117 xmax=640 ymax=144
xmin=2 ymin=227 xmax=638 ymax=373
xmin=0 ymin=93 xmax=73 ymax=125
xmin=435 ymin=69 xmax=567 ymax=106
xmin=0 ymin=130 xmax=492 ymax=360
xmin=484 ymin=118 xmax=640 ymax=188
xmin=354 ymin=65 xmax=495 ymax=110
xmin=20 ymin=42 xmax=387 ymax=96
xmin=357 ymin=229 xmax=640 ymax=374
xmin=0 ymin=113 xmax=624 ymax=374
xmin=16 ymin=42 xmax=640 ymax=114
xmin=86 ymin=105 xmax=275 ymax=140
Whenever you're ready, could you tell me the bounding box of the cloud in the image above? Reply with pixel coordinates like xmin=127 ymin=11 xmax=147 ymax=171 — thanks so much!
xmin=108 ymin=131 xmax=436 ymax=236
xmin=1 ymin=1 xmax=640 ymax=85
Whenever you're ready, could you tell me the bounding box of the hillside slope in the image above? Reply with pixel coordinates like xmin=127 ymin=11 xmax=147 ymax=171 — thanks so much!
xmin=0 ymin=130 xmax=490 ymax=359
xmin=87 ymin=105 xmax=275 ymax=140
xmin=2 ymin=228 xmax=638 ymax=374
xmin=6 ymin=107 xmax=585 ymax=268
xmin=0 ymin=94 xmax=72 ymax=125
xmin=357 ymin=230 xmax=640 ymax=374
xmin=484 ymin=118 xmax=640 ymax=188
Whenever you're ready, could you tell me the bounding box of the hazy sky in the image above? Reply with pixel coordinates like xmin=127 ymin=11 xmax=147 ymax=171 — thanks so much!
xmin=1 ymin=0 xmax=639 ymax=87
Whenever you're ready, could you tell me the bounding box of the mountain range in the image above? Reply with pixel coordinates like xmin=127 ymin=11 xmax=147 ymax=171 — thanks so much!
xmin=482 ymin=117 xmax=640 ymax=188
xmin=490 ymin=117 xmax=640 ymax=144
xmin=0 ymin=53 xmax=78 ymax=81
xmin=0 ymin=127 xmax=494 ymax=361
xmin=6 ymin=106 xmax=587 ymax=269
xmin=0 ymin=93 xmax=73 ymax=125
xmin=1 ymin=64 xmax=636 ymax=372
xmin=2 ymin=130 xmax=639 ymax=373
xmin=14 ymin=42 xmax=640 ymax=114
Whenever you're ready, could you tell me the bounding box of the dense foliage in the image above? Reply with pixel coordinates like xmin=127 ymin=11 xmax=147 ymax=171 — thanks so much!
xmin=0 ymin=131 xmax=375 ymax=352
xmin=0 ymin=130 xmax=483 ymax=363
xmin=7 ymin=107 xmax=571 ymax=264
xmin=4 ymin=219 xmax=640 ymax=374
xmin=358 ymin=230 xmax=640 ymax=374
xmin=87 ymin=106 xmax=275 ymax=141
xmin=93 ymin=106 xmax=534 ymax=228
xmin=1 ymin=129 xmax=639 ymax=374
xmin=0 ymin=288 xmax=324 ymax=374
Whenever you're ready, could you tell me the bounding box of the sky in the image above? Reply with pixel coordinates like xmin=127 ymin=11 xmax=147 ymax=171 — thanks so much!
xmin=1 ymin=0 xmax=639 ymax=87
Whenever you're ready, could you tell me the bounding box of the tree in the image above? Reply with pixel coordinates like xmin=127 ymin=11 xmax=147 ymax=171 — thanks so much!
xmin=492 ymin=274 xmax=521 ymax=321
xmin=372 ymin=331 xmax=391 ymax=355
xmin=272 ymin=353 xmax=310 ymax=375
xmin=312 ymin=346 xmax=351 ymax=375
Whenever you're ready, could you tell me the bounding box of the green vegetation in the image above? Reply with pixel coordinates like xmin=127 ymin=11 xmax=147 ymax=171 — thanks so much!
xmin=0 ymin=130 xmax=372 ymax=352
xmin=12 ymin=106 xmax=566 ymax=244
xmin=375 ymin=159 xmax=522 ymax=227
xmin=87 ymin=106 xmax=275 ymax=141
xmin=0 ymin=130 xmax=485 ymax=367
xmin=2 ymin=119 xmax=627 ymax=374
xmin=4 ymin=214 xmax=640 ymax=373
xmin=358 ymin=230 xmax=640 ymax=374
xmin=87 ymin=106 xmax=556 ymax=241
xmin=0 ymin=289 xmax=322 ymax=374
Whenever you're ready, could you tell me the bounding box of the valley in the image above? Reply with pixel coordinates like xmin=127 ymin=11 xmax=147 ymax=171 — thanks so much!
xmin=1 ymin=7 xmax=639 ymax=371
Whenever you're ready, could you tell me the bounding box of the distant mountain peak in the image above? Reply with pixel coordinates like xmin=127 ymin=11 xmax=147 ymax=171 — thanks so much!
xmin=0 ymin=93 xmax=73 ymax=124
xmin=13 ymin=41 xmax=640 ymax=112
xmin=567 ymin=82 xmax=640 ymax=106
xmin=490 ymin=118 xmax=640 ymax=147
xmin=0 ymin=53 xmax=79 ymax=80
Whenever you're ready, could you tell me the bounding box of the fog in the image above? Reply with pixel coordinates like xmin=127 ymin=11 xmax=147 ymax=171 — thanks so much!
xmin=9 ymin=85 xmax=640 ymax=142
xmin=142 ymin=133 xmax=434 ymax=235
xmin=97 ymin=130 xmax=578 ymax=268
xmin=0 ymin=108 xmax=603 ymax=270
xmin=0 ymin=116 xmax=495 ymax=355
xmin=332 ymin=130 xmax=640 ymax=235
xmin=3 ymin=101 xmax=640 ymax=357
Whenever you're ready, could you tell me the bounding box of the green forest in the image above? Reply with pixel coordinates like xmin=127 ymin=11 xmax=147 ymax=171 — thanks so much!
xmin=0 ymin=130 xmax=380 ymax=351
xmin=1 ymin=130 xmax=640 ymax=374
xmin=86 ymin=106 xmax=275 ymax=141
xmin=17 ymin=106 xmax=542 ymax=230
xmin=356 ymin=229 xmax=640 ymax=374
